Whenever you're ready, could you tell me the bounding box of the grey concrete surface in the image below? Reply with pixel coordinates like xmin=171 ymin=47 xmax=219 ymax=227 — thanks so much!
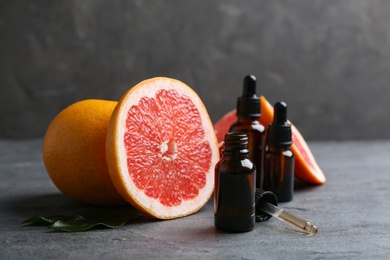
xmin=2 ymin=1 xmax=390 ymax=140
xmin=1 ymin=139 xmax=389 ymax=259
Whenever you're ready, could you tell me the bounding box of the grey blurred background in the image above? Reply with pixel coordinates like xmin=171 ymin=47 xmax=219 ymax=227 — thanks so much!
xmin=1 ymin=0 xmax=390 ymax=140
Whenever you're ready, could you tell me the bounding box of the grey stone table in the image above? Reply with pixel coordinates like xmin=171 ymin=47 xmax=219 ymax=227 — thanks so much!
xmin=1 ymin=139 xmax=390 ymax=259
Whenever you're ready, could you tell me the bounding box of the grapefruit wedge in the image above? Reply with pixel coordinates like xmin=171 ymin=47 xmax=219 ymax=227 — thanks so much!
xmin=213 ymin=96 xmax=326 ymax=185
xmin=106 ymin=77 xmax=220 ymax=219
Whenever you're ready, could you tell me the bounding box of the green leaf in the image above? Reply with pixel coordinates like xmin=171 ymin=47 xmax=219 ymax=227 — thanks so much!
xmin=21 ymin=207 xmax=142 ymax=232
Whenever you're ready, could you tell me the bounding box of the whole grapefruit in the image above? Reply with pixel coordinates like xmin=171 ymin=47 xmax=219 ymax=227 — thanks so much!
xmin=42 ymin=99 xmax=127 ymax=205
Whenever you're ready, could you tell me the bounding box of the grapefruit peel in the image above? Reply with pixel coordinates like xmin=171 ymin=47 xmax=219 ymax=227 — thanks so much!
xmin=42 ymin=99 xmax=127 ymax=206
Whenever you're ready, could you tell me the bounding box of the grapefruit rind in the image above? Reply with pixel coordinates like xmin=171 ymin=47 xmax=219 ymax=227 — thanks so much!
xmin=290 ymin=125 xmax=326 ymax=184
xmin=106 ymin=77 xmax=219 ymax=219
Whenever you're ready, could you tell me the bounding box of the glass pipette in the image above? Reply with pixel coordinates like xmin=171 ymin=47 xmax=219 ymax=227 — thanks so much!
xmin=258 ymin=200 xmax=318 ymax=235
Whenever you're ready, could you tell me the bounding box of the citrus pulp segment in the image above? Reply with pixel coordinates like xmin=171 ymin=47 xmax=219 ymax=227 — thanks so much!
xmin=213 ymin=109 xmax=237 ymax=150
xmin=106 ymin=77 xmax=219 ymax=219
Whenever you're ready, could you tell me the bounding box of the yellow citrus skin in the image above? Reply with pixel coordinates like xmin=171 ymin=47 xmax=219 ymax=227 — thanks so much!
xmin=42 ymin=99 xmax=127 ymax=206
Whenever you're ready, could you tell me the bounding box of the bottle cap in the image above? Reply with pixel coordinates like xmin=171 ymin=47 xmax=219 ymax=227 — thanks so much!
xmin=266 ymin=102 xmax=292 ymax=147
xmin=236 ymin=75 xmax=261 ymax=118
xmin=255 ymin=188 xmax=278 ymax=222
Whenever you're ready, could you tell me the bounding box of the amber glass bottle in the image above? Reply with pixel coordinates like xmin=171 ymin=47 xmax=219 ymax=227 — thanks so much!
xmin=263 ymin=102 xmax=294 ymax=202
xmin=214 ymin=132 xmax=256 ymax=232
xmin=229 ymin=75 xmax=265 ymax=189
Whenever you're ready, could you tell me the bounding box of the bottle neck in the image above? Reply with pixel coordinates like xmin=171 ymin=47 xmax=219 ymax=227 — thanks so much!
xmin=237 ymin=116 xmax=259 ymax=122
xmin=222 ymin=132 xmax=250 ymax=157
xmin=267 ymin=144 xmax=290 ymax=152
xmin=223 ymin=146 xmax=249 ymax=157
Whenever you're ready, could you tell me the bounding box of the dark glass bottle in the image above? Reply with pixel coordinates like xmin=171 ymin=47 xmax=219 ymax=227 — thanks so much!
xmin=214 ymin=132 xmax=256 ymax=232
xmin=229 ymin=75 xmax=265 ymax=189
xmin=263 ymin=102 xmax=294 ymax=202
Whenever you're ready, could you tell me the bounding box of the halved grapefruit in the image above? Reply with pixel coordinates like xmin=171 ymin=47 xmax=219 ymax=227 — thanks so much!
xmin=106 ymin=77 xmax=220 ymax=219
xmin=213 ymin=96 xmax=326 ymax=185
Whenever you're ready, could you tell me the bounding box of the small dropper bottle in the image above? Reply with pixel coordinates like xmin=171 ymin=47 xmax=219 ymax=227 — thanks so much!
xmin=263 ymin=102 xmax=294 ymax=202
xmin=214 ymin=132 xmax=256 ymax=232
xmin=229 ymin=75 xmax=265 ymax=189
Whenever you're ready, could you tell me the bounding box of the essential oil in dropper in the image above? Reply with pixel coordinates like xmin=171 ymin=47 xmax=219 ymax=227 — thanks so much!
xmin=229 ymin=75 xmax=265 ymax=189
xmin=263 ymin=102 xmax=294 ymax=202
xmin=214 ymin=132 xmax=256 ymax=232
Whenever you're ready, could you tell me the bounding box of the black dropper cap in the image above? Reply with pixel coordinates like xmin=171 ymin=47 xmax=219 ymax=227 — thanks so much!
xmin=255 ymin=188 xmax=278 ymax=222
xmin=236 ymin=75 xmax=261 ymax=118
xmin=267 ymin=102 xmax=292 ymax=147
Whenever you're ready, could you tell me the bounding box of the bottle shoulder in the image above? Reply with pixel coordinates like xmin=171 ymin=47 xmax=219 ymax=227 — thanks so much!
xmin=229 ymin=119 xmax=265 ymax=133
xmin=283 ymin=149 xmax=293 ymax=157
xmin=217 ymin=156 xmax=256 ymax=174
xmin=265 ymin=146 xmax=293 ymax=157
